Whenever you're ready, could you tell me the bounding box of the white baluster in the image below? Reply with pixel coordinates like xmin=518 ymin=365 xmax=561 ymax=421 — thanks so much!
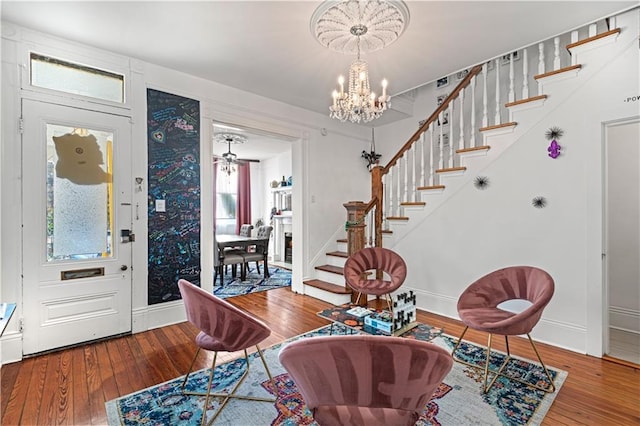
xmin=470 ymin=76 xmax=477 ymax=148
xmin=482 ymin=63 xmax=488 ymax=127
xmin=494 ymin=58 xmax=501 ymax=125
xmin=397 ymin=160 xmax=402 ymax=212
xmin=438 ymin=113 xmax=444 ymax=170
xmin=458 ymin=88 xmax=465 ymax=151
xmin=570 ymin=31 xmax=579 ymax=66
xmin=411 ymin=143 xmax=417 ymax=201
xmin=382 ymin=173 xmax=388 ymax=228
xmin=553 ymin=37 xmax=560 ymax=71
xmin=388 ymin=167 xmax=394 ymax=217
xmin=588 ymin=23 xmax=597 ymax=37
xmin=448 ymin=103 xmax=454 ymax=168
xmin=508 ymin=53 xmax=515 ymax=102
xmin=403 ymin=152 xmax=409 ymax=202
xmin=522 ymin=48 xmax=529 ymax=99
xmin=538 ymin=42 xmax=545 ymax=75
xmin=428 ymin=124 xmax=435 ymax=185
xmin=420 ymin=132 xmax=426 ymax=187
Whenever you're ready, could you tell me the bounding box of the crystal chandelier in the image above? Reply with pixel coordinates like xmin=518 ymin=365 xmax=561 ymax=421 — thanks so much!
xmin=311 ymin=0 xmax=410 ymax=123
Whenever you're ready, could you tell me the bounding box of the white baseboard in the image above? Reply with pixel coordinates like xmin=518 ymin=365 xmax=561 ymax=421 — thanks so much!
xmin=0 ymin=331 xmax=24 ymax=365
xmin=412 ymin=287 xmax=588 ymax=354
xmin=610 ymin=306 xmax=640 ymax=334
xmin=145 ymin=300 xmax=187 ymax=330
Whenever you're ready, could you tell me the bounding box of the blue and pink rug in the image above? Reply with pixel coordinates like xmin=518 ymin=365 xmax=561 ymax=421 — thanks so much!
xmin=106 ymin=324 xmax=566 ymax=425
xmin=213 ymin=266 xmax=291 ymax=299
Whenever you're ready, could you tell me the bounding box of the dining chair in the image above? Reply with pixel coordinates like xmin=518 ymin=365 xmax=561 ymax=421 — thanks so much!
xmin=222 ymin=224 xmax=254 ymax=275
xmin=451 ymin=265 xmax=556 ymax=393
xmin=177 ymin=279 xmax=278 ymax=425
xmin=343 ymin=247 xmax=407 ymax=311
xmin=214 ymin=233 xmax=246 ymax=286
xmin=242 ymin=225 xmax=273 ymax=277
xmin=279 ymin=334 xmax=453 ymax=426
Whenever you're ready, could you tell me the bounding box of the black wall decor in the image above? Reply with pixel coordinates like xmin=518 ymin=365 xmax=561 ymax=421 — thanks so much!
xmin=147 ymin=89 xmax=201 ymax=304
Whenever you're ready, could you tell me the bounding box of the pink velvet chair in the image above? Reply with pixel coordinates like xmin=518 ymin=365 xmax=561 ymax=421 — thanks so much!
xmin=278 ymin=334 xmax=452 ymax=426
xmin=343 ymin=247 xmax=407 ymax=310
xmin=452 ymin=266 xmax=556 ymax=393
xmin=177 ymin=279 xmax=277 ymax=425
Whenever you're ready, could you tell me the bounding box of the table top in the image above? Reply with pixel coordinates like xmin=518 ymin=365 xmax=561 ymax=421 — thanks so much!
xmin=216 ymin=234 xmax=269 ymax=246
xmin=317 ymin=303 xmax=443 ymax=341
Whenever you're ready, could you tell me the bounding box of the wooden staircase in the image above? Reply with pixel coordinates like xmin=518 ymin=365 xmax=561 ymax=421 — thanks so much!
xmin=303 ymin=238 xmax=352 ymax=305
xmin=303 ymin=22 xmax=623 ymax=305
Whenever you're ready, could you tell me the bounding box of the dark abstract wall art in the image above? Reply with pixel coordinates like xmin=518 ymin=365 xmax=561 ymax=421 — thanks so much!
xmin=532 ymin=196 xmax=547 ymax=209
xmin=474 ymin=176 xmax=490 ymax=190
xmin=147 ymin=89 xmax=201 ymax=305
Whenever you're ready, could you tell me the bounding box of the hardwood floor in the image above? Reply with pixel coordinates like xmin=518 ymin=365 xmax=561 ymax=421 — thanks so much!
xmin=1 ymin=288 xmax=639 ymax=425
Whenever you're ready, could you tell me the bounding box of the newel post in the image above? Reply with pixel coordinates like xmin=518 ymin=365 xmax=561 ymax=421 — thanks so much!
xmin=343 ymin=201 xmax=367 ymax=256
xmin=371 ymin=165 xmax=383 ymax=247
xmin=344 ymin=201 xmax=367 ymax=304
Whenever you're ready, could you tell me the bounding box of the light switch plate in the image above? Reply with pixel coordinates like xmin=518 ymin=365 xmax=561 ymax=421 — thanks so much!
xmin=155 ymin=199 xmax=166 ymax=212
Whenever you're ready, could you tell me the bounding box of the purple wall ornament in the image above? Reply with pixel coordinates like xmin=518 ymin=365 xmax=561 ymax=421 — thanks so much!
xmin=545 ymin=126 xmax=564 ymax=159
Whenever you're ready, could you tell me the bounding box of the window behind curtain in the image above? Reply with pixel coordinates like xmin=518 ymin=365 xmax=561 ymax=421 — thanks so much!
xmin=215 ymin=169 xmax=237 ymax=234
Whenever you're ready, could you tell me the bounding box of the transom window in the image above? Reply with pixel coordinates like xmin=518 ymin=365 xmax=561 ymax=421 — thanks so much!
xmin=30 ymin=53 xmax=125 ymax=103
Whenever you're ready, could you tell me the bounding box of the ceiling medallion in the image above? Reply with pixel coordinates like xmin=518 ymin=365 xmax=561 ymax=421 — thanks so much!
xmin=310 ymin=0 xmax=410 ymax=54
xmin=312 ymin=0 xmax=409 ymax=123
xmin=214 ymin=132 xmax=247 ymax=145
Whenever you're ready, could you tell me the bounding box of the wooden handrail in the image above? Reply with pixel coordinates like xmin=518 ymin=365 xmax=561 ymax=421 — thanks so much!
xmin=350 ymin=64 xmax=484 ymax=249
xmin=382 ymin=64 xmax=484 ymax=175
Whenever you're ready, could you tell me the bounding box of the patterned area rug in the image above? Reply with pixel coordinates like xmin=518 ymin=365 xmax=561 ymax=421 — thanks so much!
xmin=213 ymin=266 xmax=291 ymax=299
xmin=105 ymin=324 xmax=566 ymax=425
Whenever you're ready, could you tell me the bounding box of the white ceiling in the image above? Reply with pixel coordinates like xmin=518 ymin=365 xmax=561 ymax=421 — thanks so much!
xmin=2 ymin=0 xmax=636 ymax=159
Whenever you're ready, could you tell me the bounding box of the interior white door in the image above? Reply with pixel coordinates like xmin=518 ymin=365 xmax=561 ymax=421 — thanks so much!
xmin=22 ymin=99 xmax=132 ymax=355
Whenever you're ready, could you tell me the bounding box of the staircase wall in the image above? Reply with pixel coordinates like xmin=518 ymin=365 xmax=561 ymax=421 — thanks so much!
xmin=375 ymin=8 xmax=640 ymax=355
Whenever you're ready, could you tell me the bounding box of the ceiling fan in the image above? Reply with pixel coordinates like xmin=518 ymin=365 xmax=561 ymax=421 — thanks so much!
xmin=213 ymin=133 xmax=248 ymax=173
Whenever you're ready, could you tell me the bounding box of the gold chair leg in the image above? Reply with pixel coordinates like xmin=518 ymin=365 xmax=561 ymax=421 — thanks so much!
xmin=181 ymin=347 xmax=201 ymax=391
xmin=526 ymin=333 xmax=556 ymax=393
xmin=452 ymin=328 xmax=555 ymax=394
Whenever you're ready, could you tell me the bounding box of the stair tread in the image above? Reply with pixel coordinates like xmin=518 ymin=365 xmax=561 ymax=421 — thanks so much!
xmin=387 ymin=216 xmax=409 ymax=221
xmin=303 ymin=279 xmax=351 ymax=294
xmin=315 ymin=264 xmax=344 ymax=275
xmin=417 ymin=185 xmax=445 ymax=191
xmin=400 ymin=201 xmax=426 ymax=206
xmin=336 ymin=238 xmax=348 ymax=243
xmin=436 ymin=166 xmax=466 ymax=173
xmin=327 ymin=250 xmax=349 ymax=258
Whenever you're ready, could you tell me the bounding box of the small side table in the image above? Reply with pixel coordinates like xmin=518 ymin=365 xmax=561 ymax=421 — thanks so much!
xmin=0 ymin=303 xmax=17 ymax=337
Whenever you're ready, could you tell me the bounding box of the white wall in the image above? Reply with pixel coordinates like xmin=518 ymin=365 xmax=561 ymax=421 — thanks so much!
xmin=375 ymin=8 xmax=640 ymax=355
xmin=0 ymin=22 xmax=370 ymax=362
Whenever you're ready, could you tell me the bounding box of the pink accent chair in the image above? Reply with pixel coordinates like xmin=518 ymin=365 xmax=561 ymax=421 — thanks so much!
xmin=343 ymin=247 xmax=407 ymax=310
xmin=278 ymin=334 xmax=452 ymax=426
xmin=177 ymin=279 xmax=277 ymax=425
xmin=452 ymin=266 xmax=556 ymax=393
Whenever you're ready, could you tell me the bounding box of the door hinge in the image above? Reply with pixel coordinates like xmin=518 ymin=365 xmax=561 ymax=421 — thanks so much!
xmin=18 ymin=117 xmax=24 ymax=134
xmin=19 ymin=317 xmax=24 ymax=332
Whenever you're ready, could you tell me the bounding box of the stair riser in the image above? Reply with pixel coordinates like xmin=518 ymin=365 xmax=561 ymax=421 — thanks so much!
xmin=315 ymin=269 xmax=345 ymax=285
xmin=304 ymin=286 xmax=351 ymax=306
xmin=326 ymin=255 xmax=346 ymax=267
xmin=336 ymin=241 xmax=348 ymax=252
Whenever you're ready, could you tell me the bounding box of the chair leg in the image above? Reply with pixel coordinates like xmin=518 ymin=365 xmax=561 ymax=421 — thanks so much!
xmin=452 ymin=328 xmax=555 ymax=394
xmin=526 ymin=333 xmax=556 ymax=393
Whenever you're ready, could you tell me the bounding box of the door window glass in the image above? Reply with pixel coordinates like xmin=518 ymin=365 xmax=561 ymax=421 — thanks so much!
xmin=46 ymin=125 xmax=114 ymax=261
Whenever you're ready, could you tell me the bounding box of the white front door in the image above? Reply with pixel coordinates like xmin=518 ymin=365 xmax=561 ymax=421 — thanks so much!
xmin=22 ymin=99 xmax=132 ymax=355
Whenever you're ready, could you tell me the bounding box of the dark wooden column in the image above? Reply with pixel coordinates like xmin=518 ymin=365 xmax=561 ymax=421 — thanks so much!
xmin=344 ymin=201 xmax=367 ymax=304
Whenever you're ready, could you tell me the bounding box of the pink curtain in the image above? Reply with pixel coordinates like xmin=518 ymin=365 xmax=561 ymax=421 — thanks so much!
xmin=235 ymin=163 xmax=251 ymax=234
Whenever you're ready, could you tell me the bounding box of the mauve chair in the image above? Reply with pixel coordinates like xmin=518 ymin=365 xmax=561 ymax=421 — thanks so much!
xmin=343 ymin=247 xmax=407 ymax=310
xmin=452 ymin=266 xmax=556 ymax=393
xmin=278 ymin=334 xmax=453 ymax=426
xmin=177 ymin=279 xmax=277 ymax=425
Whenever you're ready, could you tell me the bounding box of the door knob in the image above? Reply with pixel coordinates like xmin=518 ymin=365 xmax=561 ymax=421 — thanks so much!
xmin=121 ymin=265 xmax=128 ymax=271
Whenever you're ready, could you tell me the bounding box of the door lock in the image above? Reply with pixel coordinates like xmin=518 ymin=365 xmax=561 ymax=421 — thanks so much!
xmin=120 ymin=265 xmax=128 ymax=271
xmin=120 ymin=229 xmax=135 ymax=243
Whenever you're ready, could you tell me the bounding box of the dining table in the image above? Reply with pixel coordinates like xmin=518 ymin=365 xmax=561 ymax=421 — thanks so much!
xmin=216 ymin=234 xmax=270 ymax=280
